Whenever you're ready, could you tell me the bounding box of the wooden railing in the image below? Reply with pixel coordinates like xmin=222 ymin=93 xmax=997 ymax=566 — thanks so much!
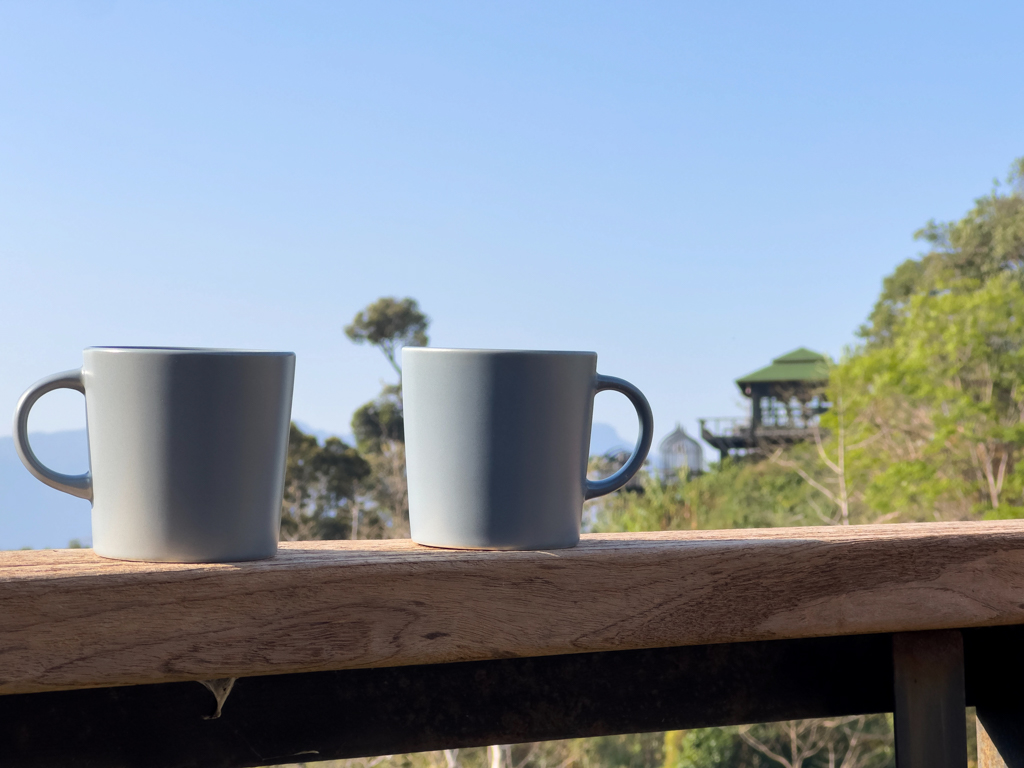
xmin=2 ymin=521 xmax=1024 ymax=767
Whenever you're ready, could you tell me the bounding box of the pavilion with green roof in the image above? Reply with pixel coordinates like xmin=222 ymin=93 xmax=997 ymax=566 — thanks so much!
xmin=700 ymin=348 xmax=830 ymax=462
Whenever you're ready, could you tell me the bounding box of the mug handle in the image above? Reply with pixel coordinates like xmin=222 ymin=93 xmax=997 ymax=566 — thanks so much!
xmin=12 ymin=369 xmax=93 ymax=501
xmin=585 ymin=374 xmax=654 ymax=500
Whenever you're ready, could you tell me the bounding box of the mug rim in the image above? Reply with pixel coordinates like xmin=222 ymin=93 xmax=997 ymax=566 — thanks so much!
xmin=85 ymin=347 xmax=294 ymax=356
xmin=403 ymin=347 xmax=596 ymax=356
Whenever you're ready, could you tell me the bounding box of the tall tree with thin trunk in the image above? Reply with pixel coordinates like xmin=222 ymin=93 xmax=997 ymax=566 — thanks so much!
xmin=345 ymin=297 xmax=431 ymax=536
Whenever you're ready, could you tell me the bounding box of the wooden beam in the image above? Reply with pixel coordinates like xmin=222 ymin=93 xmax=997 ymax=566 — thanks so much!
xmin=3 ymin=521 xmax=1024 ymax=695
xmin=0 ymin=633 xmax=897 ymax=768
xmin=0 ymin=625 xmax=1020 ymax=768
xmin=892 ymin=630 xmax=968 ymax=768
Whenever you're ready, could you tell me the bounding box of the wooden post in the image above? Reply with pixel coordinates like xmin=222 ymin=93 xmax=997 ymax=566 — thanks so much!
xmin=892 ymin=630 xmax=968 ymax=768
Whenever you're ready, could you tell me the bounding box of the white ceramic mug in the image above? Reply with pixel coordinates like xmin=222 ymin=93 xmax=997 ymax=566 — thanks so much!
xmin=13 ymin=347 xmax=295 ymax=562
xmin=403 ymin=348 xmax=654 ymax=550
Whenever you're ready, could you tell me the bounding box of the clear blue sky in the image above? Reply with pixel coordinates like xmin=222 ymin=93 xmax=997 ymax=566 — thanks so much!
xmin=2 ymin=1 xmax=1023 ymax=450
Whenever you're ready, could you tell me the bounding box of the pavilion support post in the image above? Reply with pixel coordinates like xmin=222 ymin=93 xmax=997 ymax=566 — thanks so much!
xmin=892 ymin=630 xmax=968 ymax=768
xmin=751 ymin=388 xmax=762 ymax=429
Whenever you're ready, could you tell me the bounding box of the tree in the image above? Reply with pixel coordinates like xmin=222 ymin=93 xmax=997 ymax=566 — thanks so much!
xmin=785 ymin=156 xmax=1024 ymax=522
xmin=838 ymin=273 xmax=1024 ymax=519
xmin=590 ymin=461 xmax=823 ymax=536
xmin=860 ymin=157 xmax=1024 ymax=347
xmin=344 ymin=297 xmax=429 ymax=378
xmin=344 ymin=295 xmax=431 ymax=453
xmin=351 ymin=384 xmax=404 ymax=454
xmin=763 ymin=360 xmax=892 ymax=527
xmin=344 ymin=296 xmax=432 ymax=537
xmin=281 ymin=424 xmax=371 ymax=541
xmin=278 ymin=732 xmax=666 ymax=768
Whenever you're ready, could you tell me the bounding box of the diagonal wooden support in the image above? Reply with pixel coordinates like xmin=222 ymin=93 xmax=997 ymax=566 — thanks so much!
xmin=893 ymin=630 xmax=968 ymax=768
xmin=965 ymin=626 xmax=1024 ymax=766
xmin=976 ymin=716 xmax=1010 ymax=768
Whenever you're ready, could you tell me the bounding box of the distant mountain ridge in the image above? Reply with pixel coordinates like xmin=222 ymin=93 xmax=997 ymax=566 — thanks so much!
xmin=0 ymin=422 xmax=635 ymax=550
xmin=588 ymin=423 xmax=634 ymax=456
xmin=289 ymin=422 xmax=634 ymax=455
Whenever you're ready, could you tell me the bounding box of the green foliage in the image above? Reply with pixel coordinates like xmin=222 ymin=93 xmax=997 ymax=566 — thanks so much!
xmin=983 ymin=505 xmax=1024 ymax=520
xmin=664 ymin=718 xmax=896 ymax=768
xmin=859 ymin=258 xmax=928 ymax=348
xmin=836 ymin=272 xmax=1024 ymax=518
xmin=351 ymin=384 xmax=405 ymax=454
xmin=861 ymin=157 xmax=1024 ymax=347
xmin=590 ymin=460 xmax=820 ymax=534
xmin=281 ymin=423 xmax=371 ymax=541
xmin=667 ymin=728 xmax=752 ymax=768
xmin=346 ymin=296 xmax=433 ymax=453
xmin=578 ymin=733 xmax=665 ymax=768
xmin=279 ymin=734 xmax=665 ymax=768
xmin=916 ymin=159 xmax=1024 ymax=284
xmin=344 ymin=296 xmax=430 ymax=376
xmin=807 ymin=156 xmax=1024 ymax=521
xmin=356 ymin=439 xmax=411 ymax=538
xmin=738 ymin=718 xmax=893 ymax=768
xmin=342 ymin=297 xmax=432 ymax=536
xmin=687 ymin=458 xmax=822 ymax=528
xmin=67 ymin=538 xmax=84 ymax=549
xmin=588 ymin=469 xmax=694 ymax=532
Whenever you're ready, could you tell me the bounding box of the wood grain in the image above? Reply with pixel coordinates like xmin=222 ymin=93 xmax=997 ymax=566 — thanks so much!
xmin=2 ymin=521 xmax=1024 ymax=695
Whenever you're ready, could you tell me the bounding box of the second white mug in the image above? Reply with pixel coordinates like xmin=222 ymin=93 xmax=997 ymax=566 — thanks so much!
xmin=403 ymin=347 xmax=653 ymax=550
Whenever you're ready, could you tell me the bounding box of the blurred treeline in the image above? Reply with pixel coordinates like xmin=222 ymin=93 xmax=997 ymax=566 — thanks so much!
xmin=280 ymin=157 xmax=1024 ymax=768
xmin=596 ymin=156 xmax=1024 ymax=535
xmin=278 ymin=721 xmax=897 ymax=768
xmin=280 ymin=296 xmax=427 ymax=542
